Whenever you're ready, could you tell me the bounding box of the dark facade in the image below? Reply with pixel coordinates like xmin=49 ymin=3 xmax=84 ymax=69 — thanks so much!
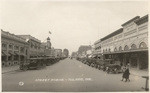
xmin=1 ymin=30 xmax=28 ymax=67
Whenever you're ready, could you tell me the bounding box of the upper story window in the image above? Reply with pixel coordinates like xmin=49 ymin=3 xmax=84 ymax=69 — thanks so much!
xmin=9 ymin=44 xmax=13 ymax=49
xmin=20 ymin=47 xmax=25 ymax=53
xmin=119 ymin=46 xmax=122 ymax=51
xmin=2 ymin=43 xmax=7 ymax=49
xmin=131 ymin=44 xmax=137 ymax=50
xmin=124 ymin=45 xmax=129 ymax=51
xmin=14 ymin=46 xmax=19 ymax=50
xmin=139 ymin=42 xmax=147 ymax=49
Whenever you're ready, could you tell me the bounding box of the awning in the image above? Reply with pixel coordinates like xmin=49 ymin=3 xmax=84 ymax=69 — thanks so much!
xmin=103 ymin=48 xmax=148 ymax=55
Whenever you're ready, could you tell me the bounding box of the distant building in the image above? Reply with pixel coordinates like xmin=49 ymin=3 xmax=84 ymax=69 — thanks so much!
xmin=77 ymin=45 xmax=92 ymax=57
xmin=71 ymin=52 xmax=77 ymax=58
xmin=54 ymin=49 xmax=62 ymax=58
xmin=41 ymin=37 xmax=52 ymax=56
xmin=63 ymin=49 xmax=69 ymax=57
xmin=1 ymin=30 xmax=28 ymax=67
xmin=18 ymin=35 xmax=42 ymax=58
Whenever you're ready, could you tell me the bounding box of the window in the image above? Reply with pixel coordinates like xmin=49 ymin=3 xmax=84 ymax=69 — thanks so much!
xmin=14 ymin=55 xmax=19 ymax=61
xmin=139 ymin=42 xmax=147 ymax=49
xmin=20 ymin=47 xmax=25 ymax=53
xmin=2 ymin=43 xmax=7 ymax=48
xmin=119 ymin=46 xmax=122 ymax=51
xmin=131 ymin=44 xmax=137 ymax=50
xmin=114 ymin=47 xmax=117 ymax=52
xmin=9 ymin=44 xmax=13 ymax=49
xmin=14 ymin=46 xmax=19 ymax=50
xmin=2 ymin=43 xmax=7 ymax=50
xmin=124 ymin=45 xmax=129 ymax=51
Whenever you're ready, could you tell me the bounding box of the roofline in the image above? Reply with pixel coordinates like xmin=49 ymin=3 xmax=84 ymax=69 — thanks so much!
xmin=121 ymin=16 xmax=140 ymax=26
xmin=101 ymin=28 xmax=123 ymax=41
xmin=134 ymin=14 xmax=148 ymax=25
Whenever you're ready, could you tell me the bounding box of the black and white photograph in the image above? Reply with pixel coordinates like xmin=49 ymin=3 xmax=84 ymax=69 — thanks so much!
xmin=1 ymin=0 xmax=149 ymax=92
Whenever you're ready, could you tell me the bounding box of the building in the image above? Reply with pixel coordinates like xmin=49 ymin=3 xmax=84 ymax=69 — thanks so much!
xmin=94 ymin=15 xmax=148 ymax=70
xmin=71 ymin=52 xmax=76 ymax=58
xmin=77 ymin=45 xmax=92 ymax=57
xmin=62 ymin=49 xmax=69 ymax=57
xmin=41 ymin=37 xmax=52 ymax=57
xmin=18 ymin=35 xmax=42 ymax=58
xmin=54 ymin=49 xmax=62 ymax=58
xmin=1 ymin=30 xmax=28 ymax=67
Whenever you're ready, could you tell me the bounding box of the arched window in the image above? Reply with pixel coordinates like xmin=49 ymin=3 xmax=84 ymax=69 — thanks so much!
xmin=139 ymin=42 xmax=147 ymax=49
xmin=109 ymin=48 xmax=111 ymax=52
xmin=114 ymin=47 xmax=117 ymax=52
xmin=124 ymin=45 xmax=129 ymax=51
xmin=131 ymin=44 xmax=137 ymax=50
xmin=119 ymin=46 xmax=122 ymax=51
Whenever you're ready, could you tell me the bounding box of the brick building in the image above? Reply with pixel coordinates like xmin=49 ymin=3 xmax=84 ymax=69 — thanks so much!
xmin=1 ymin=30 xmax=28 ymax=67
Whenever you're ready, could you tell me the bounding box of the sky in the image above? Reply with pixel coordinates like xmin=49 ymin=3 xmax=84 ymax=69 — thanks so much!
xmin=0 ymin=0 xmax=149 ymax=54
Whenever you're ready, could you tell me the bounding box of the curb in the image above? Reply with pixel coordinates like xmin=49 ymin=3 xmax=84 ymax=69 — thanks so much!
xmin=2 ymin=69 xmax=21 ymax=74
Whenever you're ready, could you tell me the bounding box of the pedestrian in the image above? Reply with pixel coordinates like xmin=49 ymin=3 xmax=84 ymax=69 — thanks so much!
xmin=121 ymin=66 xmax=130 ymax=82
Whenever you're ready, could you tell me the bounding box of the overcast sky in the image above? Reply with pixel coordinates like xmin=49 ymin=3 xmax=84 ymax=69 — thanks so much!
xmin=0 ymin=0 xmax=149 ymax=54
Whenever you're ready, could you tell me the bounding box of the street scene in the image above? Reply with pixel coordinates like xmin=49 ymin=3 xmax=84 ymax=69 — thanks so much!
xmin=1 ymin=0 xmax=149 ymax=92
xmin=2 ymin=58 xmax=148 ymax=92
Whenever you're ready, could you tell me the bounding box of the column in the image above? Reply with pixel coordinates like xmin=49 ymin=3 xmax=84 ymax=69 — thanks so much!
xmin=6 ymin=43 xmax=9 ymax=66
xmin=11 ymin=45 xmax=14 ymax=66
xmin=137 ymin=52 xmax=140 ymax=70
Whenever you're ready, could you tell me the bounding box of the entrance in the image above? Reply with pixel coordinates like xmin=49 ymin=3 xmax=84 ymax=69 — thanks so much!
xmin=139 ymin=51 xmax=148 ymax=69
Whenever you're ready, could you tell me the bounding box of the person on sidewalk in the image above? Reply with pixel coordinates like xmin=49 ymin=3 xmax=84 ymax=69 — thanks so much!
xmin=121 ymin=66 xmax=130 ymax=82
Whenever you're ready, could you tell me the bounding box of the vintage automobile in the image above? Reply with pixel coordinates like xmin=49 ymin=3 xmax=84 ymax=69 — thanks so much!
xmin=105 ymin=64 xmax=122 ymax=74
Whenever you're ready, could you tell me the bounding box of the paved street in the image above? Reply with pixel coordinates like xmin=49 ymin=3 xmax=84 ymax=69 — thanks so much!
xmin=2 ymin=58 xmax=147 ymax=92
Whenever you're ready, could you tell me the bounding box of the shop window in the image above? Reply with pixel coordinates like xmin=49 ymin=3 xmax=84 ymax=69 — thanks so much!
xmin=14 ymin=55 xmax=19 ymax=61
xmin=8 ymin=56 xmax=12 ymax=61
xmin=20 ymin=56 xmax=24 ymax=61
xmin=124 ymin=45 xmax=129 ymax=51
xmin=2 ymin=63 xmax=4 ymax=66
xmin=139 ymin=42 xmax=147 ymax=49
xmin=131 ymin=44 xmax=137 ymax=50
xmin=2 ymin=56 xmax=7 ymax=62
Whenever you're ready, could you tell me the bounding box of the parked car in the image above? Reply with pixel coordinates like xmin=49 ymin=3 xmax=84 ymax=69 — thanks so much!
xmin=105 ymin=64 xmax=122 ymax=74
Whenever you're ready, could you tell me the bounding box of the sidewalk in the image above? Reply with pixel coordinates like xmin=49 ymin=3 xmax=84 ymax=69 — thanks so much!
xmin=2 ymin=65 xmax=20 ymax=74
xmin=130 ymin=68 xmax=148 ymax=77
